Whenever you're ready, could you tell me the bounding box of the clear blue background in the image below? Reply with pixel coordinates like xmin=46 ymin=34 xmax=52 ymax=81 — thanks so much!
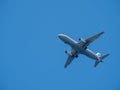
xmin=0 ymin=0 xmax=120 ymax=90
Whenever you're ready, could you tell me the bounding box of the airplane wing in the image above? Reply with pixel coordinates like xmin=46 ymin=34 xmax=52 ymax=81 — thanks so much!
xmin=84 ymin=32 xmax=104 ymax=47
xmin=64 ymin=56 xmax=74 ymax=68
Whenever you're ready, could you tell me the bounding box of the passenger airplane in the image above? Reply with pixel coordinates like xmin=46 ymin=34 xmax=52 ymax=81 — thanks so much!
xmin=58 ymin=32 xmax=109 ymax=68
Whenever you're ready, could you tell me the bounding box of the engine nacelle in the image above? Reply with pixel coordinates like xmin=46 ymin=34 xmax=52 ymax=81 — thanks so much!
xmin=79 ymin=38 xmax=86 ymax=42
xmin=78 ymin=38 xmax=86 ymax=47
xmin=75 ymin=55 xmax=78 ymax=58
xmin=65 ymin=50 xmax=72 ymax=56
xmin=78 ymin=38 xmax=81 ymax=41
xmin=65 ymin=50 xmax=78 ymax=58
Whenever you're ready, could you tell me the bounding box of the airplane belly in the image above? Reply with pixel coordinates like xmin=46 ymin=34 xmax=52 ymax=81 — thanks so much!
xmin=64 ymin=37 xmax=77 ymax=47
xmin=73 ymin=44 xmax=85 ymax=54
xmin=83 ymin=49 xmax=98 ymax=60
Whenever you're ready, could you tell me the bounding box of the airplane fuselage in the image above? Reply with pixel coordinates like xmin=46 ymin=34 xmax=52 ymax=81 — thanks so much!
xmin=58 ymin=34 xmax=99 ymax=60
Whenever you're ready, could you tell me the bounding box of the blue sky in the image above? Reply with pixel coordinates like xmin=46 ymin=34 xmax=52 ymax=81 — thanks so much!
xmin=0 ymin=0 xmax=120 ymax=90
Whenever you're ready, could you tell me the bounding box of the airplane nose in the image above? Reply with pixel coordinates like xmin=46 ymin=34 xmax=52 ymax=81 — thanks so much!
xmin=58 ymin=34 xmax=66 ymax=40
xmin=58 ymin=34 xmax=65 ymax=41
xmin=58 ymin=34 xmax=61 ymax=37
xmin=58 ymin=34 xmax=63 ymax=38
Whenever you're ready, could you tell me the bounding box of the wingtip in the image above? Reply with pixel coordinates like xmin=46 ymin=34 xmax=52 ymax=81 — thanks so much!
xmin=100 ymin=31 xmax=105 ymax=34
xmin=64 ymin=65 xmax=67 ymax=68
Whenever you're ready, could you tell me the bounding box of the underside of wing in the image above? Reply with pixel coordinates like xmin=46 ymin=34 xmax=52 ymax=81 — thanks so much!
xmin=64 ymin=56 xmax=74 ymax=68
xmin=85 ymin=32 xmax=104 ymax=46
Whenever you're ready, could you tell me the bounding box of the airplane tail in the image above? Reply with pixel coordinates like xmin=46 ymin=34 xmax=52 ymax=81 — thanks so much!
xmin=94 ymin=53 xmax=110 ymax=67
xmin=100 ymin=53 xmax=110 ymax=60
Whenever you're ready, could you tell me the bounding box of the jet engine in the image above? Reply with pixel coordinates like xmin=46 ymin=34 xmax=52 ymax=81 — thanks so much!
xmin=78 ymin=38 xmax=87 ymax=49
xmin=78 ymin=38 xmax=86 ymax=43
xmin=65 ymin=50 xmax=72 ymax=56
xmin=65 ymin=50 xmax=78 ymax=58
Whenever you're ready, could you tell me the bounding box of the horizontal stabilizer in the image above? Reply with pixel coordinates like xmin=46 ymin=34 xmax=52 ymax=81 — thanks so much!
xmin=94 ymin=61 xmax=99 ymax=67
xmin=100 ymin=54 xmax=110 ymax=60
xmin=94 ymin=54 xmax=109 ymax=67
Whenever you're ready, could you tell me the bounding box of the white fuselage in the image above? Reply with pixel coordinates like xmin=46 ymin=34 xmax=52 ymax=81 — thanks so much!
xmin=58 ymin=34 xmax=99 ymax=60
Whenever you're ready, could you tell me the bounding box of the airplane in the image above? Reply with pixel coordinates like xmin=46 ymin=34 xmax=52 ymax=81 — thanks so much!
xmin=58 ymin=32 xmax=109 ymax=68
